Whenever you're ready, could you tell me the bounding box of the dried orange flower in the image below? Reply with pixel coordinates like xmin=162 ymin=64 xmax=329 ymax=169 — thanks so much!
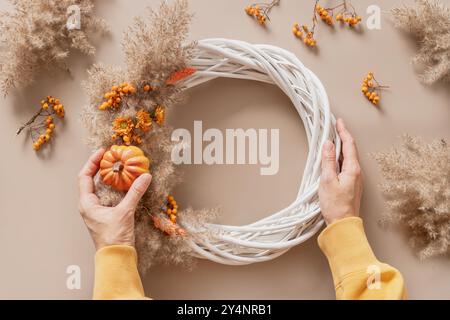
xmin=361 ymin=72 xmax=389 ymax=106
xmin=153 ymin=106 xmax=166 ymax=125
xmin=136 ymin=109 xmax=152 ymax=132
xmin=111 ymin=106 xmax=166 ymax=146
xmin=98 ymin=82 xmax=137 ymax=110
xmin=16 ymin=96 xmax=65 ymax=152
xmin=166 ymin=67 xmax=197 ymax=85
xmin=112 ymin=117 xmax=134 ymax=135
xmin=244 ymin=0 xmax=280 ymax=26
xmin=112 ymin=117 xmax=134 ymax=145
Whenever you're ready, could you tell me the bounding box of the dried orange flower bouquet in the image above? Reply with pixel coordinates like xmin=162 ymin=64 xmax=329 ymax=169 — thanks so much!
xmin=81 ymin=0 xmax=217 ymax=271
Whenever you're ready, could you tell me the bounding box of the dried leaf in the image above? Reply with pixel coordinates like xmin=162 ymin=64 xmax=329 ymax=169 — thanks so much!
xmin=166 ymin=67 xmax=196 ymax=85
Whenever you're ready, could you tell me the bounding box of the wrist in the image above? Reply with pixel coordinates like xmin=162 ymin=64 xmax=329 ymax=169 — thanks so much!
xmin=324 ymin=213 xmax=358 ymax=226
xmin=95 ymin=238 xmax=135 ymax=251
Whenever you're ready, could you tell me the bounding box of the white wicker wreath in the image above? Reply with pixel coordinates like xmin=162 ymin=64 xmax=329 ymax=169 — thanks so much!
xmin=181 ymin=38 xmax=341 ymax=265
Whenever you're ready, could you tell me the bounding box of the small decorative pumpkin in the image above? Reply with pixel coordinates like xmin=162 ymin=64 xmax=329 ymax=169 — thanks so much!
xmin=100 ymin=145 xmax=150 ymax=191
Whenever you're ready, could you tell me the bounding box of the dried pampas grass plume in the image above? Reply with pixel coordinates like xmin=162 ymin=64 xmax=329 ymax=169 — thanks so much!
xmin=0 ymin=0 xmax=108 ymax=96
xmin=81 ymin=0 xmax=216 ymax=272
xmin=374 ymin=136 xmax=450 ymax=259
xmin=392 ymin=0 xmax=450 ymax=85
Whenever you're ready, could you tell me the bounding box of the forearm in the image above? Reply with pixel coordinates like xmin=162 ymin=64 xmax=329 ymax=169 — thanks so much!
xmin=93 ymin=245 xmax=149 ymax=300
xmin=318 ymin=217 xmax=407 ymax=300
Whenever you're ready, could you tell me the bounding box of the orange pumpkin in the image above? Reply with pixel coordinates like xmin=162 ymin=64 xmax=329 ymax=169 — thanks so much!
xmin=100 ymin=145 xmax=150 ymax=191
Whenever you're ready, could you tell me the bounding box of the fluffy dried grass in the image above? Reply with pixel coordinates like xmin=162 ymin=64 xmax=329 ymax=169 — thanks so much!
xmin=81 ymin=0 xmax=216 ymax=272
xmin=374 ymin=136 xmax=450 ymax=259
xmin=392 ymin=0 xmax=450 ymax=85
xmin=0 ymin=0 xmax=108 ymax=96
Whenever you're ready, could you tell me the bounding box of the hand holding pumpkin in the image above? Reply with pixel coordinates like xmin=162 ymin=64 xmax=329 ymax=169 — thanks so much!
xmin=100 ymin=145 xmax=150 ymax=192
xmin=78 ymin=148 xmax=152 ymax=250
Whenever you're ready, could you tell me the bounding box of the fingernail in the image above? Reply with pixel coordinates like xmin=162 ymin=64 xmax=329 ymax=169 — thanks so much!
xmin=141 ymin=173 xmax=152 ymax=183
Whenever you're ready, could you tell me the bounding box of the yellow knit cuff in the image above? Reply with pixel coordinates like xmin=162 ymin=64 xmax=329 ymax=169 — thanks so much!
xmin=318 ymin=217 xmax=379 ymax=285
xmin=93 ymin=245 xmax=147 ymax=300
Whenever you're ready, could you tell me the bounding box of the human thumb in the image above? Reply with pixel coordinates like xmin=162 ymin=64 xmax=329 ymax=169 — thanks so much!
xmin=321 ymin=140 xmax=338 ymax=183
xmin=119 ymin=173 xmax=152 ymax=210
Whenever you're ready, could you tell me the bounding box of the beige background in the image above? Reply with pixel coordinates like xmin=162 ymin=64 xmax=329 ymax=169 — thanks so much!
xmin=0 ymin=0 xmax=449 ymax=300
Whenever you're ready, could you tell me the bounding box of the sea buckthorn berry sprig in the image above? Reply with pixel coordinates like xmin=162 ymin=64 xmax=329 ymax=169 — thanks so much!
xmin=165 ymin=195 xmax=179 ymax=223
xmin=361 ymin=72 xmax=389 ymax=106
xmin=292 ymin=24 xmax=317 ymax=47
xmin=16 ymin=96 xmax=66 ymax=152
xmin=244 ymin=0 xmax=280 ymax=26
xmin=293 ymin=0 xmax=361 ymax=48
xmin=334 ymin=1 xmax=362 ymax=27
xmin=145 ymin=197 xmax=186 ymax=237
xmin=316 ymin=4 xmax=334 ymax=26
xmin=98 ymin=82 xmax=137 ymax=111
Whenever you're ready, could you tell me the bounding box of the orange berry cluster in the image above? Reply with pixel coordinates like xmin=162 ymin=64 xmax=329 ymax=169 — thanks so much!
xmin=41 ymin=96 xmax=65 ymax=118
xmin=33 ymin=116 xmax=56 ymax=151
xmin=143 ymin=84 xmax=153 ymax=92
xmin=294 ymin=1 xmax=362 ymax=48
xmin=245 ymin=5 xmax=267 ymax=25
xmin=336 ymin=13 xmax=362 ymax=26
xmin=316 ymin=4 xmax=333 ymax=25
xmin=98 ymin=83 xmax=137 ymax=110
xmin=292 ymin=24 xmax=316 ymax=47
xmin=361 ymin=72 xmax=383 ymax=106
xmin=165 ymin=195 xmax=179 ymax=224
xmin=30 ymin=96 xmax=65 ymax=151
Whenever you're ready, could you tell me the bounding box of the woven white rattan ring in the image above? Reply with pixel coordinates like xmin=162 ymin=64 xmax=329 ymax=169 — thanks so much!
xmin=181 ymin=38 xmax=341 ymax=265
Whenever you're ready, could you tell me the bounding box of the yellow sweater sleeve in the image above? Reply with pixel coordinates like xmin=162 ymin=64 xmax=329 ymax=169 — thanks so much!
xmin=93 ymin=245 xmax=148 ymax=300
xmin=318 ymin=217 xmax=406 ymax=300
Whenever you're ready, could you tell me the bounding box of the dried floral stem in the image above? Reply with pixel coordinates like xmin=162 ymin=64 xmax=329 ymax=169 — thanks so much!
xmin=259 ymin=0 xmax=280 ymax=17
xmin=311 ymin=0 xmax=320 ymax=33
xmin=373 ymin=77 xmax=389 ymax=89
xmin=16 ymin=109 xmax=44 ymax=135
